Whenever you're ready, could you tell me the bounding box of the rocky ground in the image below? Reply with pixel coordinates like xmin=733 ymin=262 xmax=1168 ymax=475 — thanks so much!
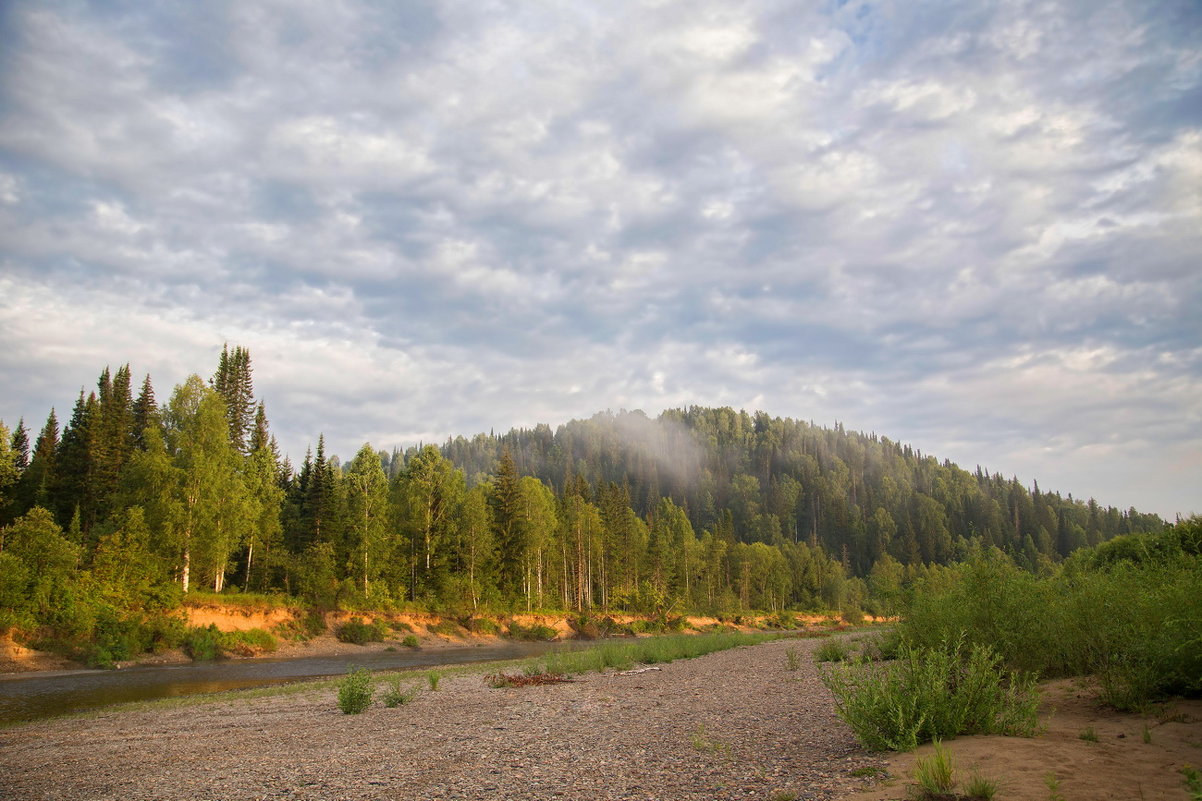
xmin=0 ymin=636 xmax=885 ymax=801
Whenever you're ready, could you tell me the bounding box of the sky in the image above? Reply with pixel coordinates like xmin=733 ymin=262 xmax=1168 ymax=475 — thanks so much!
xmin=0 ymin=1 xmax=1199 ymax=521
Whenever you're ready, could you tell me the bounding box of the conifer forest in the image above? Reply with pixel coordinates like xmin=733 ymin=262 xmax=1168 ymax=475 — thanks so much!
xmin=0 ymin=347 xmax=1167 ymax=657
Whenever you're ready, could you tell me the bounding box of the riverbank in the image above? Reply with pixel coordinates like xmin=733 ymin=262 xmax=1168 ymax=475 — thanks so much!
xmin=0 ymin=604 xmax=855 ymax=675
xmin=0 ymin=635 xmax=884 ymax=800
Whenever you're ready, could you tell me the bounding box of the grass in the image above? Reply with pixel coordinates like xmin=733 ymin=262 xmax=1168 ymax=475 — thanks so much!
xmin=689 ymin=724 xmax=729 ymax=756
xmin=1143 ymin=723 xmax=1153 ymax=744
xmin=814 ymin=637 xmax=854 ymax=663
xmin=910 ymin=739 xmax=955 ymax=798
xmin=1181 ymin=765 xmax=1202 ymax=801
xmin=535 ymin=631 xmax=776 ymax=677
xmin=964 ymin=768 xmax=999 ymax=800
xmin=381 ymin=676 xmax=419 ymax=708
xmin=1079 ymin=726 xmax=1099 ymax=742
xmin=1044 ymin=772 xmax=1065 ymax=801
xmin=820 ymin=635 xmax=1041 ymax=751
xmin=426 ymin=671 xmax=441 ymax=691
xmin=785 ymin=647 xmax=801 ymax=671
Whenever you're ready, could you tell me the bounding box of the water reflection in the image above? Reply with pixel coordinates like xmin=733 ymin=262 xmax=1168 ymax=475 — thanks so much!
xmin=0 ymin=641 xmax=561 ymax=725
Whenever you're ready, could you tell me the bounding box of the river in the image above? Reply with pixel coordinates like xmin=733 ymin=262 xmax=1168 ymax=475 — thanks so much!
xmin=0 ymin=640 xmax=563 ymax=725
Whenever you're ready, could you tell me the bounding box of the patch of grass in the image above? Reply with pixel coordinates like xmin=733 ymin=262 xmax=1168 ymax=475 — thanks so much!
xmin=336 ymin=667 xmax=373 ymax=714
xmin=819 ymin=635 xmax=1041 ymax=751
xmin=689 ymin=724 xmax=729 ymax=755
xmin=1181 ymin=765 xmax=1202 ymax=801
xmin=485 ymin=670 xmax=570 ymax=688
xmin=785 ymin=647 xmax=801 ymax=671
xmin=184 ymin=590 xmax=299 ymax=610
xmin=771 ymin=791 xmax=799 ymax=801
xmin=814 ymin=637 xmax=854 ymax=663
xmin=388 ymin=619 xmax=413 ymax=633
xmin=335 ymin=617 xmax=387 ymax=645
xmin=964 ymin=768 xmax=999 ymax=800
xmin=426 ymin=670 xmax=441 ymax=691
xmin=850 ymin=766 xmax=888 ymax=779
xmin=1079 ymin=726 xmax=1098 ymax=742
xmin=1044 ymin=772 xmax=1065 ymax=801
xmin=911 ymin=739 xmax=955 ymax=798
xmin=463 ymin=617 xmax=500 ymax=635
xmin=381 ymin=676 xmax=419 ymax=708
xmin=219 ymin=628 xmax=278 ymax=657
xmin=1143 ymin=723 xmax=1153 ymax=744
xmin=537 ymin=631 xmax=776 ymax=678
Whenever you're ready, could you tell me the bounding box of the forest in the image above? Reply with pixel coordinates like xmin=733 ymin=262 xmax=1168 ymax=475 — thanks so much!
xmin=0 ymin=346 xmax=1168 ymax=658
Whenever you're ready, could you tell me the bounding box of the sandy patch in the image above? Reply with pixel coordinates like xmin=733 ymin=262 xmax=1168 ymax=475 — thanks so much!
xmin=839 ymin=678 xmax=1202 ymax=801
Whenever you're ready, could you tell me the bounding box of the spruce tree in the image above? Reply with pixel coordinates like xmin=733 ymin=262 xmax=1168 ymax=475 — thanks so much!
xmin=212 ymin=344 xmax=255 ymax=455
xmin=131 ymin=374 xmax=160 ymax=449
xmin=10 ymin=419 xmax=29 ymax=472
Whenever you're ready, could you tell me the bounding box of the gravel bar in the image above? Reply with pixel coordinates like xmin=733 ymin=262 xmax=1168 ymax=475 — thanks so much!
xmin=0 ymin=635 xmax=887 ymax=800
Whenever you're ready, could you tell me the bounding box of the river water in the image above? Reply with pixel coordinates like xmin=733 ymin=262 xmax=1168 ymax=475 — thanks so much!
xmin=0 ymin=641 xmax=563 ymax=725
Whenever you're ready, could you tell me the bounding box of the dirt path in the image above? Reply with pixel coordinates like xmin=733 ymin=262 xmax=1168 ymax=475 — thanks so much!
xmin=0 ymin=636 xmax=885 ymax=801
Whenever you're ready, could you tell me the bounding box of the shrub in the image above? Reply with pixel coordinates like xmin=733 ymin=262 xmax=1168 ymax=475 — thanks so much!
xmin=463 ymin=617 xmax=500 ymax=635
xmin=426 ymin=671 xmax=441 ymax=691
xmin=814 ymin=637 xmax=854 ymax=663
xmin=426 ymin=619 xmax=462 ymax=637
xmin=274 ymin=609 xmax=326 ymax=641
xmin=841 ymin=607 xmax=865 ymax=626
xmin=506 ymin=621 xmax=558 ymax=641
xmin=336 ymin=617 xmax=386 ymax=645
xmin=220 ymin=628 xmax=278 ymax=656
xmin=337 ymin=667 xmax=374 ymax=714
xmin=401 ymin=634 xmax=419 ymax=648
xmin=183 ymin=624 xmax=224 ymax=661
xmin=388 ymin=619 xmax=414 ymax=633
xmin=819 ymin=636 xmax=1040 ymax=751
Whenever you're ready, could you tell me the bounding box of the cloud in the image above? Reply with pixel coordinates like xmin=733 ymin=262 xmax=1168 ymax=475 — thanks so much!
xmin=0 ymin=0 xmax=1199 ymax=519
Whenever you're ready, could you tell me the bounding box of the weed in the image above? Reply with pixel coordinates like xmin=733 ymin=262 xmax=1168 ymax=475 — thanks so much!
xmin=426 ymin=620 xmax=462 ymax=637
xmin=505 ymin=621 xmax=558 ymax=641
xmin=785 ymin=648 xmax=801 ymax=671
xmin=336 ymin=667 xmax=373 ymax=714
xmin=1079 ymin=726 xmax=1099 ymax=742
xmin=485 ymin=671 xmax=570 ymax=688
xmin=1181 ymin=765 xmax=1202 ymax=801
xmin=1044 ymin=772 xmax=1065 ymax=801
xmin=401 ymin=634 xmax=419 ymax=648
xmin=388 ymin=619 xmax=413 ymax=633
xmin=689 ymin=724 xmax=729 ymax=755
xmin=850 ymin=766 xmax=888 ymax=779
xmin=1143 ymin=723 xmax=1153 ymax=743
xmin=381 ymin=677 xmax=418 ymax=708
xmin=771 ymin=791 xmax=799 ymax=801
xmin=911 ymin=739 xmax=955 ymax=798
xmin=426 ymin=670 xmax=441 ymax=691
xmin=814 ymin=638 xmax=853 ymax=663
xmin=965 ymin=767 xmax=999 ymax=800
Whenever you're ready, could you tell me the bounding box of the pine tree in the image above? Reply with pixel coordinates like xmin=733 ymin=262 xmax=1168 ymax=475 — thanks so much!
xmin=14 ymin=410 xmax=59 ymax=518
xmin=131 ymin=374 xmax=160 ymax=449
xmin=10 ymin=419 xmax=29 ymax=473
xmin=52 ymin=390 xmax=95 ymax=530
xmin=212 ymin=344 xmax=255 ymax=455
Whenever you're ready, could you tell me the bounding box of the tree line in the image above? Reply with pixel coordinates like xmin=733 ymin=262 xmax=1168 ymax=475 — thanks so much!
xmin=0 ymin=347 xmax=1168 ymax=641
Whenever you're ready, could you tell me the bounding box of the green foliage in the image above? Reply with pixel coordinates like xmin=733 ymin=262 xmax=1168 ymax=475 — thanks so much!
xmin=819 ymin=637 xmax=1041 ymax=751
xmin=183 ymin=624 xmax=224 ymax=661
xmin=426 ymin=619 xmax=462 ymax=637
xmin=335 ymin=617 xmax=387 ymax=645
xmin=505 ymin=620 xmax=558 ymax=641
xmin=462 ymin=617 xmax=500 ymax=635
xmin=901 ymin=524 xmax=1202 ymax=710
xmin=426 ymin=671 xmax=441 ymax=691
xmin=336 ymin=667 xmax=374 ymax=714
xmin=814 ymin=637 xmax=855 ymax=663
xmin=274 ymin=609 xmax=327 ymax=641
xmin=911 ymin=739 xmax=955 ymax=797
xmin=535 ymin=631 xmax=775 ymax=677
xmin=401 ymin=634 xmax=419 ymax=648
xmin=1180 ymin=765 xmax=1202 ymax=801
xmin=964 ymin=768 xmax=999 ymax=800
xmin=1079 ymin=726 xmax=1098 ymax=742
xmin=785 ymin=648 xmax=801 ymax=671
xmin=219 ymin=628 xmax=278 ymax=656
xmin=381 ymin=676 xmax=418 ymax=707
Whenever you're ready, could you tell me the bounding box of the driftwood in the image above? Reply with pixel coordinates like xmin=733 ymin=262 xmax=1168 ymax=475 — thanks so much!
xmin=616 ymin=666 xmax=662 ymax=676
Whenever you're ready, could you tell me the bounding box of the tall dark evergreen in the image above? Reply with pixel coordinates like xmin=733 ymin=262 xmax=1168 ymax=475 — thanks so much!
xmin=14 ymin=410 xmax=59 ymax=518
xmin=212 ymin=344 xmax=255 ymax=455
xmin=10 ymin=419 xmax=29 ymax=473
xmin=51 ymin=390 xmax=95 ymax=534
xmin=131 ymin=373 xmax=160 ymax=448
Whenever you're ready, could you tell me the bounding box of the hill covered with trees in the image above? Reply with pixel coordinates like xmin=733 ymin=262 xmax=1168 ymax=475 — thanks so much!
xmin=0 ymin=347 xmax=1167 ymax=660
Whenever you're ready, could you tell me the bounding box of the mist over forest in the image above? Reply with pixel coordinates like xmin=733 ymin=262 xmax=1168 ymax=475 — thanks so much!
xmin=0 ymin=347 xmax=1168 ymax=662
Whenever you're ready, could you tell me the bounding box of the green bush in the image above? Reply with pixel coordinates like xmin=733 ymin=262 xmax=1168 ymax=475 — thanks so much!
xmin=220 ymin=628 xmax=278 ymax=656
xmin=819 ymin=636 xmax=1041 ymax=751
xmin=337 ymin=667 xmax=374 ymax=714
xmin=814 ymin=637 xmax=854 ymax=663
xmin=463 ymin=617 xmax=500 ymax=635
xmin=506 ymin=621 xmax=558 ymax=641
xmin=426 ymin=619 xmax=462 ymax=637
xmin=336 ymin=617 xmax=387 ymax=645
xmin=401 ymin=634 xmax=419 ymax=648
xmin=183 ymin=624 xmax=225 ymax=661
